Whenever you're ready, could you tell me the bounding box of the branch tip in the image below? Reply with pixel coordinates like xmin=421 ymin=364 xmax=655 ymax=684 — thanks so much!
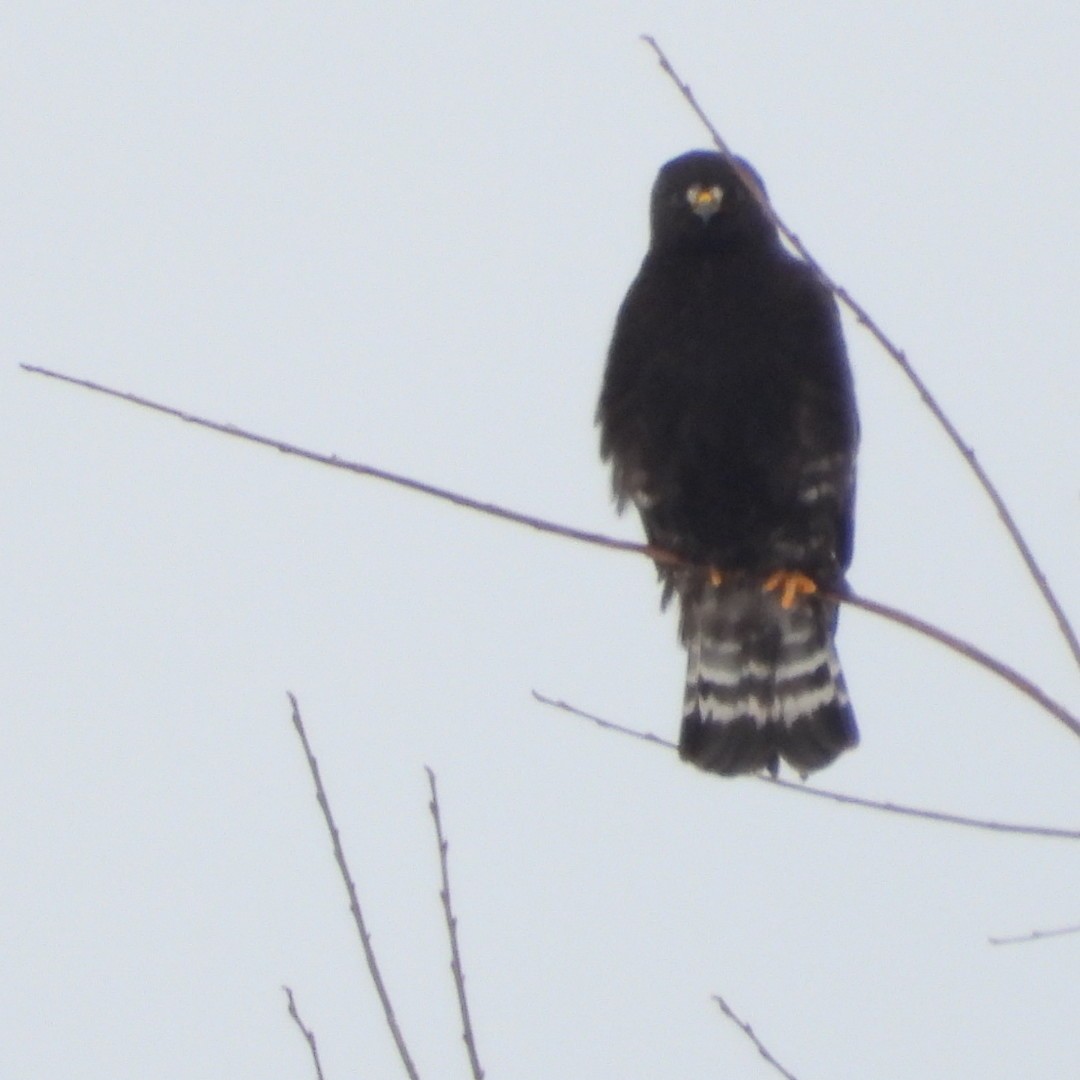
xmin=427 ymin=768 xmax=485 ymax=1079
xmin=288 ymin=696 xmax=421 ymax=1080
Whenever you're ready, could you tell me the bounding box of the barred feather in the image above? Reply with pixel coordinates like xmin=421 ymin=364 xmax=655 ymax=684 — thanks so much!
xmin=678 ymin=581 xmax=857 ymax=776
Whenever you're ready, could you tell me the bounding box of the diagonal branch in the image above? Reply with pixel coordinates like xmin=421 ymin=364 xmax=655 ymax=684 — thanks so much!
xmin=712 ymin=993 xmax=802 ymax=1080
xmin=426 ymin=767 xmax=485 ymax=1080
xmin=532 ymin=691 xmax=1080 ymax=842
xmin=836 ymin=587 xmax=1079 ymax=740
xmin=283 ymin=986 xmax=327 ymax=1080
xmin=21 ymin=365 xmax=1078 ymax=743
xmin=288 ymin=693 xmax=422 ymax=1080
xmin=19 ymin=365 xmax=635 ymax=557
xmin=640 ymin=34 xmax=1080 ymax=673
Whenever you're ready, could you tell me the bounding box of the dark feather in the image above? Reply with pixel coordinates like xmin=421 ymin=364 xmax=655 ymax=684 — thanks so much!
xmin=598 ymin=151 xmax=860 ymax=776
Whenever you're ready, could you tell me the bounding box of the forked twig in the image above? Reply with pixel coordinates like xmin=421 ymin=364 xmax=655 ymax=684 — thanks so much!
xmin=284 ymin=986 xmax=327 ymax=1080
xmin=20 ymin=366 xmax=1079 ymax=745
xmin=426 ymin=768 xmax=485 ymax=1079
xmin=712 ymin=993 xmax=802 ymax=1080
xmin=988 ymin=922 xmax=1080 ymax=946
xmin=640 ymin=34 xmax=1080 ymax=672
xmin=288 ymin=694 xmax=422 ymax=1080
xmin=532 ymin=692 xmax=1080 ymax=841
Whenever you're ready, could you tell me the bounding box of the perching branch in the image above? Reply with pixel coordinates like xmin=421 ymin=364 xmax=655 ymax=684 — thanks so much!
xmin=426 ymin=768 xmax=485 ymax=1080
xmin=532 ymin=692 xmax=1080 ymax=842
xmin=284 ymin=986 xmax=327 ymax=1080
xmin=19 ymin=366 xmax=1080 ymax=746
xmin=988 ymin=922 xmax=1080 ymax=946
xmin=641 ymin=34 xmax=1080 ymax=673
xmin=288 ymin=693 xmax=422 ymax=1080
xmin=23 ymin=364 xmax=1079 ymax=741
xmin=19 ymin=365 xmax=636 ymax=558
xmin=712 ymin=993 xmax=802 ymax=1080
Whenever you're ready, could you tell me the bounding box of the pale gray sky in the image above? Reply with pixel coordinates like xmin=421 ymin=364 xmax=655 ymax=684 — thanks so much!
xmin=4 ymin=4 xmax=1078 ymax=1078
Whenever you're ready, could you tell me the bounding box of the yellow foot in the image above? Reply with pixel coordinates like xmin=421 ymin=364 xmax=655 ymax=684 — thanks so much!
xmin=707 ymin=567 xmax=725 ymax=587
xmin=762 ymin=570 xmax=818 ymax=610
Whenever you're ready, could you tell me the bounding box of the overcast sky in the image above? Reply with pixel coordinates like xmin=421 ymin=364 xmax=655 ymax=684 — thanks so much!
xmin=4 ymin=4 xmax=1078 ymax=1078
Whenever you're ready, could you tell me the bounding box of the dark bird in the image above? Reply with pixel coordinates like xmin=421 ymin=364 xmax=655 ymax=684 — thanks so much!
xmin=598 ymin=150 xmax=860 ymax=777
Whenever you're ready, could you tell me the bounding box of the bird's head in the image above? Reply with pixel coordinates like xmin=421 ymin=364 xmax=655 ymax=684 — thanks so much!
xmin=649 ymin=150 xmax=775 ymax=251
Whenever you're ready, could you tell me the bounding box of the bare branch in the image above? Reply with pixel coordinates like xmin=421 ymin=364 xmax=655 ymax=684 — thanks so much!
xmin=533 ymin=691 xmax=677 ymax=752
xmin=838 ymin=587 xmax=1080 ymax=741
xmin=20 ymin=365 xmax=1079 ymax=745
xmin=283 ymin=986 xmax=327 ymax=1080
xmin=532 ymin=692 xmax=1080 ymax=841
xmin=712 ymin=993 xmax=802 ymax=1080
xmin=288 ymin=693 xmax=422 ymax=1080
xmin=425 ymin=768 xmax=485 ymax=1080
xmin=639 ymin=36 xmax=735 ymax=156
xmin=988 ymin=922 xmax=1080 ymax=946
xmin=640 ymin=34 xmax=1080 ymax=672
xmin=19 ymin=364 xmax=641 ymax=558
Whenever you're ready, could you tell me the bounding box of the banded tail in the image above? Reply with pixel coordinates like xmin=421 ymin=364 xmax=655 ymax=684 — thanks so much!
xmin=678 ymin=580 xmax=857 ymax=777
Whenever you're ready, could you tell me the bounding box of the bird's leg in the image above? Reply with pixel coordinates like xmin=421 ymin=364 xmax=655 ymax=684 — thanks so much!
xmin=707 ymin=567 xmax=725 ymax=587
xmin=762 ymin=570 xmax=818 ymax=609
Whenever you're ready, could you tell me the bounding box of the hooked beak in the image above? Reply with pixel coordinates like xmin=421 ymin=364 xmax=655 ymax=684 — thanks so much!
xmin=686 ymin=183 xmax=724 ymax=221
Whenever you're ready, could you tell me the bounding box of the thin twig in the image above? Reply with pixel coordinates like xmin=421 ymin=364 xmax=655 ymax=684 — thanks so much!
xmin=288 ymin=693 xmax=422 ymax=1080
xmin=283 ymin=986 xmax=327 ymax=1080
xmin=712 ymin=993 xmax=801 ymax=1080
xmin=838 ymin=587 xmax=1080 ymax=740
xmin=988 ymin=922 xmax=1080 ymax=946
xmin=19 ymin=364 xmax=642 ymax=558
xmin=425 ymin=767 xmax=485 ymax=1080
xmin=532 ymin=691 xmax=1080 ymax=841
xmin=19 ymin=365 xmax=1079 ymax=744
xmin=533 ymin=691 xmax=677 ymax=752
xmin=640 ymin=34 xmax=1080 ymax=673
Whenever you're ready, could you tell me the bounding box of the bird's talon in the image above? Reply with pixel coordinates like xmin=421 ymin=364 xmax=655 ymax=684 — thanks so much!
xmin=708 ymin=567 xmax=725 ymax=586
xmin=762 ymin=570 xmax=818 ymax=609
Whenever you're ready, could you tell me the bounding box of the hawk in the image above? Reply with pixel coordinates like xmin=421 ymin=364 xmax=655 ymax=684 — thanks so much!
xmin=597 ymin=150 xmax=859 ymax=777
